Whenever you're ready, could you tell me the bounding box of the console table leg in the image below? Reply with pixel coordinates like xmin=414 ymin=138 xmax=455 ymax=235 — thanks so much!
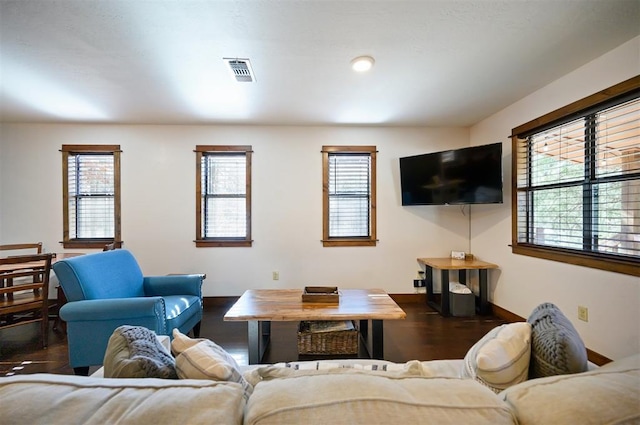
xmin=458 ymin=269 xmax=466 ymax=285
xmin=425 ymin=266 xmax=434 ymax=304
xmin=441 ymin=269 xmax=451 ymax=316
xmin=479 ymin=269 xmax=489 ymax=315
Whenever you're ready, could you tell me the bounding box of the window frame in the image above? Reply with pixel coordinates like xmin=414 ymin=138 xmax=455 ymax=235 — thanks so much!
xmin=195 ymin=145 xmax=253 ymax=247
xmin=322 ymin=145 xmax=377 ymax=247
xmin=61 ymin=144 xmax=121 ymax=249
xmin=511 ymin=76 xmax=640 ymax=277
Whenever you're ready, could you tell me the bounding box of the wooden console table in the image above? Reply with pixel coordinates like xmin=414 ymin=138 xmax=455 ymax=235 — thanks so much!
xmin=417 ymin=258 xmax=498 ymax=316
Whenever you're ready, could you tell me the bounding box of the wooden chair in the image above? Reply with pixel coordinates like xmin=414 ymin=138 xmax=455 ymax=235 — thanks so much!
xmin=0 ymin=243 xmax=46 ymax=292
xmin=0 ymin=242 xmax=43 ymax=256
xmin=0 ymin=253 xmax=54 ymax=348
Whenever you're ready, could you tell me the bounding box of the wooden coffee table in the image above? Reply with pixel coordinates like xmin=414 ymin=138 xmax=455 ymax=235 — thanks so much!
xmin=223 ymin=288 xmax=406 ymax=364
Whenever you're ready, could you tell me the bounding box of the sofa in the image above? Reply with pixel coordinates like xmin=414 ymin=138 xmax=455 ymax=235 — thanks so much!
xmin=1 ymin=353 xmax=638 ymax=424
xmin=1 ymin=304 xmax=638 ymax=424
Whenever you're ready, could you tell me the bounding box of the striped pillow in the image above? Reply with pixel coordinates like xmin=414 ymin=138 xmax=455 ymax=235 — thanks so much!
xmin=172 ymin=329 xmax=252 ymax=400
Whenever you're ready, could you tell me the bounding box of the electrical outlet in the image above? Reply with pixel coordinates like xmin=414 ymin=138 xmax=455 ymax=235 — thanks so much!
xmin=272 ymin=271 xmax=279 ymax=280
xmin=578 ymin=305 xmax=588 ymax=322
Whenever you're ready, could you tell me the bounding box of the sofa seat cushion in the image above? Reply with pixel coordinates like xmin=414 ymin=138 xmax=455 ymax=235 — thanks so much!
xmin=244 ymin=367 xmax=516 ymax=425
xmin=500 ymin=354 xmax=640 ymax=425
xmin=0 ymin=374 xmax=245 ymax=425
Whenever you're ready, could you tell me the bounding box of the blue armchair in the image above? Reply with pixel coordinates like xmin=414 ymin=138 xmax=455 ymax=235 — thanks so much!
xmin=52 ymin=249 xmax=203 ymax=375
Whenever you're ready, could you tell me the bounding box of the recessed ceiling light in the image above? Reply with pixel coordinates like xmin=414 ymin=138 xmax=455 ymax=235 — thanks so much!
xmin=351 ymin=56 xmax=374 ymax=72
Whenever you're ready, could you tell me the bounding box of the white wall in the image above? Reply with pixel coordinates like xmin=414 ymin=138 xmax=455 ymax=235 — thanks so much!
xmin=0 ymin=123 xmax=470 ymax=297
xmin=470 ymin=36 xmax=640 ymax=360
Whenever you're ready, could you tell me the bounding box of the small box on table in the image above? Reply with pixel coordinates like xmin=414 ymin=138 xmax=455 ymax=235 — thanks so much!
xmin=302 ymin=286 xmax=339 ymax=303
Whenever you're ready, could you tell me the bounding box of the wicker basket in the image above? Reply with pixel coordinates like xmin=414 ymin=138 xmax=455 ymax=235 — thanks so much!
xmin=297 ymin=320 xmax=358 ymax=355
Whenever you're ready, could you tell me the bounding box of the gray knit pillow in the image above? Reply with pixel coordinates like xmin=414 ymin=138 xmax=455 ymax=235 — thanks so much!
xmin=527 ymin=303 xmax=587 ymax=379
xmin=104 ymin=325 xmax=177 ymax=379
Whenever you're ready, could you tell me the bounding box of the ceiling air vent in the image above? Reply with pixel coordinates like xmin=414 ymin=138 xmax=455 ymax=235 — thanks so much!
xmin=223 ymin=58 xmax=255 ymax=82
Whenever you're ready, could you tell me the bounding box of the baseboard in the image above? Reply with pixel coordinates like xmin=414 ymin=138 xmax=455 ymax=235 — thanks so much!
xmin=204 ymin=294 xmax=429 ymax=305
xmin=203 ymin=296 xmax=238 ymax=308
xmin=389 ymin=293 xmax=426 ymax=304
xmin=490 ymin=303 xmax=525 ymax=323
xmin=490 ymin=303 xmax=612 ymax=366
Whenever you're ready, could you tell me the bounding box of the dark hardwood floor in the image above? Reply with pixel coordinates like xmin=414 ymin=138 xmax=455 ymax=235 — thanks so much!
xmin=0 ymin=298 xmax=507 ymax=376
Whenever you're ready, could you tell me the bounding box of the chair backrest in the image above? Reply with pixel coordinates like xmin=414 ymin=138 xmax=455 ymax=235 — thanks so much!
xmin=0 ymin=243 xmax=43 ymax=257
xmin=0 ymin=253 xmax=54 ymax=348
xmin=52 ymin=249 xmax=145 ymax=302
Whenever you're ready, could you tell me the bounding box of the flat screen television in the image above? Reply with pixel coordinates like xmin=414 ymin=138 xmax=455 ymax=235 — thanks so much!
xmin=400 ymin=143 xmax=503 ymax=206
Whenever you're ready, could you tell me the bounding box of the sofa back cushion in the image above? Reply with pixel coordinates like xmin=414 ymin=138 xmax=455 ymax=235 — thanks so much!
xmin=53 ymin=249 xmax=145 ymax=301
xmin=500 ymin=354 xmax=640 ymax=425
xmin=0 ymin=374 xmax=245 ymax=425
xmin=244 ymin=367 xmax=516 ymax=425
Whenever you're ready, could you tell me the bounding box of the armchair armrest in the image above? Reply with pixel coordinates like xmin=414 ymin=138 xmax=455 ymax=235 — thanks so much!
xmin=59 ymin=297 xmax=166 ymax=322
xmin=143 ymin=274 xmax=204 ymax=298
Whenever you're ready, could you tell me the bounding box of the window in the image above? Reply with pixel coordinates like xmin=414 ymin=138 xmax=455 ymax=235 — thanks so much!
xmin=61 ymin=145 xmax=121 ymax=249
xmin=195 ymin=145 xmax=252 ymax=247
xmin=322 ymin=146 xmax=377 ymax=247
xmin=512 ymin=77 xmax=639 ymax=276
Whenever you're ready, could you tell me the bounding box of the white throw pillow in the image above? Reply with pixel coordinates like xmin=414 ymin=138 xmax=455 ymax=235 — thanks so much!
xmin=171 ymin=328 xmax=207 ymax=355
xmin=462 ymin=322 xmax=532 ymax=392
xmin=171 ymin=329 xmax=253 ymax=400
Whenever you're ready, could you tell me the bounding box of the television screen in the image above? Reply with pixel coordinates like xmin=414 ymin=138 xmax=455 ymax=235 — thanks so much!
xmin=400 ymin=143 xmax=503 ymax=205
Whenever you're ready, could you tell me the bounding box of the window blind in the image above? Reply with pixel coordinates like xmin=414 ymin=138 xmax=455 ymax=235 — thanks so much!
xmin=202 ymin=153 xmax=247 ymax=238
xmin=516 ymin=97 xmax=640 ymax=259
xmin=68 ymin=154 xmax=115 ymax=239
xmin=328 ymin=153 xmax=371 ymax=238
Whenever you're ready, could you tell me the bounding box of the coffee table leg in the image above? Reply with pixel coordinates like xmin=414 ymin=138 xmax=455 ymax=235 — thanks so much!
xmin=248 ymin=320 xmax=271 ymax=364
xmin=359 ymin=319 xmax=384 ymax=359
xmin=371 ymin=320 xmax=384 ymax=359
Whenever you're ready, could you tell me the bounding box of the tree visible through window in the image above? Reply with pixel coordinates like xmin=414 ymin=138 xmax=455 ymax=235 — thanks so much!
xmin=322 ymin=146 xmax=377 ymax=247
xmin=512 ymin=77 xmax=639 ymax=276
xmin=195 ymin=145 xmax=252 ymax=247
xmin=61 ymin=145 xmax=121 ymax=249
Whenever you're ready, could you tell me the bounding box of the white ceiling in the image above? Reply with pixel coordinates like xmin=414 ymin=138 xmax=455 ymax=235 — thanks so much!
xmin=1 ymin=0 xmax=639 ymax=127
